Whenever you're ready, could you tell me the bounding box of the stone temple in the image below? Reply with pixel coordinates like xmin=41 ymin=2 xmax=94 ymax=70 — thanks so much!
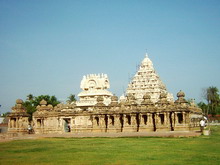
xmin=7 ymin=54 xmax=202 ymax=134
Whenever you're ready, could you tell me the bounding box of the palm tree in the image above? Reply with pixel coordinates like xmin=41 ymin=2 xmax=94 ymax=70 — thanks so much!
xmin=67 ymin=94 xmax=76 ymax=103
xmin=197 ymin=102 xmax=208 ymax=115
xmin=205 ymin=86 xmax=220 ymax=115
xmin=27 ymin=94 xmax=34 ymax=101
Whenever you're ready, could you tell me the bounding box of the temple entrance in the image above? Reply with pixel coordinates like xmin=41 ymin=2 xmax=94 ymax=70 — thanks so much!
xmin=119 ymin=114 xmax=124 ymax=132
xmin=37 ymin=119 xmax=42 ymax=127
xmin=94 ymin=117 xmax=99 ymax=126
xmin=169 ymin=112 xmax=174 ymax=131
xmin=109 ymin=116 xmax=114 ymax=126
xmin=126 ymin=115 xmax=131 ymax=125
xmin=136 ymin=113 xmax=140 ymax=132
xmin=177 ymin=113 xmax=183 ymax=124
xmin=142 ymin=115 xmax=147 ymax=125
xmin=64 ymin=118 xmax=71 ymax=132
xmin=104 ymin=115 xmax=108 ymax=132
xmin=152 ymin=113 xmax=156 ymax=131
xmin=10 ymin=118 xmax=16 ymax=128
xmin=159 ymin=114 xmax=164 ymax=125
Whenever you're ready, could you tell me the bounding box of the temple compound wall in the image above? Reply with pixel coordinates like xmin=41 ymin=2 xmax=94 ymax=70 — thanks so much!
xmin=7 ymin=54 xmax=203 ymax=134
xmin=8 ymin=91 xmax=202 ymax=134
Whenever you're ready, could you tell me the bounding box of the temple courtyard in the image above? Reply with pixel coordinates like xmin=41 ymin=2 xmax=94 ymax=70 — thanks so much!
xmin=0 ymin=126 xmax=219 ymax=165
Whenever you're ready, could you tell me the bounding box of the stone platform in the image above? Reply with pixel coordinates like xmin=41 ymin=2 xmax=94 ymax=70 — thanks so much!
xmin=0 ymin=131 xmax=201 ymax=142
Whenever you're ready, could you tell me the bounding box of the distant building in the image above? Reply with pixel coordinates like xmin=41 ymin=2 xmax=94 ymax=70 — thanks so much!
xmin=7 ymin=54 xmax=202 ymax=134
xmin=0 ymin=117 xmax=4 ymax=124
xmin=0 ymin=117 xmax=8 ymax=133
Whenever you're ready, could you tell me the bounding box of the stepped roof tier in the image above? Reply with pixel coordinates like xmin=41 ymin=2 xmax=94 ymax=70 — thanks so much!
xmin=126 ymin=53 xmax=174 ymax=104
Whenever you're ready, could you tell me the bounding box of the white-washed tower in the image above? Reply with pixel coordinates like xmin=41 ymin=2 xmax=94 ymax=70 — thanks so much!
xmin=126 ymin=53 xmax=174 ymax=103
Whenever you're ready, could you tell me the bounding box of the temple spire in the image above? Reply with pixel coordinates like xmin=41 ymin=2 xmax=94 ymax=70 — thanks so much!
xmin=145 ymin=49 xmax=148 ymax=58
xmin=126 ymin=53 xmax=174 ymax=104
xmin=145 ymin=52 xmax=148 ymax=58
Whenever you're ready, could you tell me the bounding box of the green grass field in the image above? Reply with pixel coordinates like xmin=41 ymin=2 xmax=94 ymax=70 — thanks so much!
xmin=0 ymin=126 xmax=220 ymax=165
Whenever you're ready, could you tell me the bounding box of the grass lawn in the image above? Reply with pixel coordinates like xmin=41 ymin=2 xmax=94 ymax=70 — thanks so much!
xmin=0 ymin=126 xmax=220 ymax=165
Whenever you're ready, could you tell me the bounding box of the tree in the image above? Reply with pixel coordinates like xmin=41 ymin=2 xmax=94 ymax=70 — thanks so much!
xmin=197 ymin=102 xmax=208 ymax=115
xmin=23 ymin=94 xmax=61 ymax=121
xmin=206 ymin=87 xmax=219 ymax=103
xmin=202 ymin=86 xmax=220 ymax=116
xmin=2 ymin=112 xmax=10 ymax=117
xmin=27 ymin=94 xmax=34 ymax=101
xmin=49 ymin=95 xmax=60 ymax=107
xmin=67 ymin=94 xmax=76 ymax=103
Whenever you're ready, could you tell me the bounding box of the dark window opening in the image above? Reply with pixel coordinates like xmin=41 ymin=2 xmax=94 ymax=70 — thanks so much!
xmin=110 ymin=116 xmax=114 ymax=126
xmin=142 ymin=115 xmax=148 ymax=125
xmin=126 ymin=115 xmax=131 ymax=125
xmin=159 ymin=114 xmax=164 ymax=125
xmin=37 ymin=119 xmax=41 ymax=127
xmin=177 ymin=113 xmax=183 ymax=124
xmin=95 ymin=117 xmax=99 ymax=126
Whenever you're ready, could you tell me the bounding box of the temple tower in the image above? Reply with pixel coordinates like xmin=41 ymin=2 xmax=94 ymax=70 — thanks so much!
xmin=126 ymin=54 xmax=174 ymax=104
xmin=77 ymin=73 xmax=113 ymax=106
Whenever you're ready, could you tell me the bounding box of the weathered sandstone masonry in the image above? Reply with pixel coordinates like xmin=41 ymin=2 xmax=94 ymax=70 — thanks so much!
xmin=7 ymin=54 xmax=202 ymax=134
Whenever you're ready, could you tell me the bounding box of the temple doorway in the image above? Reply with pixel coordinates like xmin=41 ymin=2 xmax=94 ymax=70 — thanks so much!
xmin=104 ymin=115 xmax=108 ymax=132
xmin=152 ymin=113 xmax=156 ymax=131
xmin=169 ymin=112 xmax=174 ymax=131
xmin=136 ymin=113 xmax=140 ymax=132
xmin=119 ymin=114 xmax=124 ymax=132
xmin=64 ymin=118 xmax=71 ymax=132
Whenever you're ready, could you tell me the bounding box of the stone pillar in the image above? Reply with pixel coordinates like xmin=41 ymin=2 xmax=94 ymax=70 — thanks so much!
xmin=171 ymin=112 xmax=174 ymax=125
xmin=99 ymin=115 xmax=106 ymax=132
xmin=114 ymin=114 xmax=121 ymax=132
xmin=16 ymin=118 xmax=18 ymax=128
xmin=107 ymin=115 xmax=117 ymax=132
xmin=124 ymin=114 xmax=129 ymax=126
xmin=131 ymin=114 xmax=136 ymax=125
xmin=123 ymin=114 xmax=132 ymax=132
xmin=92 ymin=115 xmax=99 ymax=132
xmin=92 ymin=116 xmax=95 ymax=126
xmin=8 ymin=119 xmax=10 ymax=128
xmin=155 ymin=113 xmax=159 ymax=126
xmin=166 ymin=112 xmax=170 ymax=127
xmin=147 ymin=113 xmax=152 ymax=126
xmin=10 ymin=119 xmax=13 ymax=128
xmin=131 ymin=114 xmax=137 ymax=132
xmin=182 ymin=112 xmax=185 ymax=124
xmin=185 ymin=112 xmax=189 ymax=124
xmin=164 ymin=112 xmax=169 ymax=127
xmin=139 ymin=113 xmax=142 ymax=125
xmin=174 ymin=112 xmax=178 ymax=125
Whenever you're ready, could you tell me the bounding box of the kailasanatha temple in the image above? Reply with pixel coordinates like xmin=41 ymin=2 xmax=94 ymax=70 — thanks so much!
xmin=7 ymin=54 xmax=203 ymax=134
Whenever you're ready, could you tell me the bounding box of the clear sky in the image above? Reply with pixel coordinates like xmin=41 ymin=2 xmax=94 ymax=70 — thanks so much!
xmin=0 ymin=0 xmax=220 ymax=113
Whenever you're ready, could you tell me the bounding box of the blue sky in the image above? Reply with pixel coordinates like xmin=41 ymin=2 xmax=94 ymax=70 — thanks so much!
xmin=0 ymin=0 xmax=220 ymax=113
